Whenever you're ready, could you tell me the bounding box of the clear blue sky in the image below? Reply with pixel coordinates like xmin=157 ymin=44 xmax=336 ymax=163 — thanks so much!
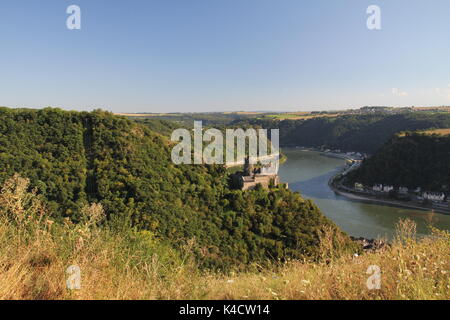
xmin=0 ymin=0 xmax=449 ymax=113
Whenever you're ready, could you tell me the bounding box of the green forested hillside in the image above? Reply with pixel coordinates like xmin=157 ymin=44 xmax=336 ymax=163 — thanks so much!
xmin=134 ymin=118 xmax=184 ymax=137
xmin=346 ymin=133 xmax=450 ymax=192
xmin=0 ymin=107 xmax=353 ymax=269
xmin=232 ymin=113 xmax=450 ymax=153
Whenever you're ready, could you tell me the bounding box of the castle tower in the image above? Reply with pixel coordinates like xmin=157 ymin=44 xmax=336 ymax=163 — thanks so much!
xmin=243 ymin=156 xmax=254 ymax=176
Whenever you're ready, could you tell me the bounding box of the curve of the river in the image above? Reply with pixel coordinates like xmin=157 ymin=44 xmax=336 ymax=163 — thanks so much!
xmin=279 ymin=148 xmax=450 ymax=240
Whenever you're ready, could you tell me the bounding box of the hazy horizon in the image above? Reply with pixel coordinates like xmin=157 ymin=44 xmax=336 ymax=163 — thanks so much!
xmin=1 ymin=104 xmax=449 ymax=115
xmin=1 ymin=0 xmax=449 ymax=113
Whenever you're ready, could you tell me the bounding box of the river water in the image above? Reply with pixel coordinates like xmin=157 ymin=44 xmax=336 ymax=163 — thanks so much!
xmin=279 ymin=148 xmax=450 ymax=240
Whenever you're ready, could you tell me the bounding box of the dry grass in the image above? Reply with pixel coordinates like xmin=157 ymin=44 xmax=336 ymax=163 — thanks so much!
xmin=398 ymin=128 xmax=450 ymax=137
xmin=413 ymin=106 xmax=450 ymax=112
xmin=420 ymin=128 xmax=450 ymax=136
xmin=0 ymin=175 xmax=448 ymax=300
xmin=264 ymin=113 xmax=340 ymax=120
xmin=114 ymin=113 xmax=177 ymax=117
xmin=203 ymin=221 xmax=449 ymax=300
xmin=222 ymin=112 xmax=264 ymax=115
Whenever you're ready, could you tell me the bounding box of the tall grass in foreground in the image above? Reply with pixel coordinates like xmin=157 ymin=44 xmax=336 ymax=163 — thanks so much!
xmin=0 ymin=174 xmax=448 ymax=300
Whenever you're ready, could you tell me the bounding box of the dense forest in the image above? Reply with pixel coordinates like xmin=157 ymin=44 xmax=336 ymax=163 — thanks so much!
xmin=124 ymin=112 xmax=259 ymax=128
xmin=230 ymin=113 xmax=450 ymax=153
xmin=134 ymin=118 xmax=183 ymax=137
xmin=346 ymin=133 xmax=450 ymax=192
xmin=0 ymin=107 xmax=355 ymax=269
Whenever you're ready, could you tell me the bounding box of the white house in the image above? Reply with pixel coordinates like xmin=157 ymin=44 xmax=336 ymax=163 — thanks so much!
xmin=422 ymin=192 xmax=445 ymax=202
xmin=399 ymin=187 xmax=409 ymax=194
xmin=373 ymin=184 xmax=383 ymax=192
xmin=354 ymin=183 xmax=364 ymax=191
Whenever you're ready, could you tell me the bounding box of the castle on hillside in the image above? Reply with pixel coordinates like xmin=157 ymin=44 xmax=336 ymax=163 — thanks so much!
xmin=239 ymin=156 xmax=281 ymax=190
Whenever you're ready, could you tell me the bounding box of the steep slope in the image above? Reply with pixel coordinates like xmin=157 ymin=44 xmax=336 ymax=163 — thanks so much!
xmin=346 ymin=132 xmax=450 ymax=192
xmin=0 ymin=107 xmax=355 ymax=268
xmin=233 ymin=113 xmax=450 ymax=153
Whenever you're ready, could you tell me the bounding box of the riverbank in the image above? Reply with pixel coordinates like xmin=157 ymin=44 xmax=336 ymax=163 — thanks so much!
xmin=291 ymin=147 xmax=358 ymax=161
xmin=284 ymin=147 xmax=449 ymax=215
xmin=328 ymin=167 xmax=450 ymax=215
xmin=280 ymin=148 xmax=450 ymax=239
xmin=225 ymin=153 xmax=287 ymax=169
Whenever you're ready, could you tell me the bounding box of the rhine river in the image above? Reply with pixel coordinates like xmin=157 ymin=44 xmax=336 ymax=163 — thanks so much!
xmin=279 ymin=148 xmax=450 ymax=240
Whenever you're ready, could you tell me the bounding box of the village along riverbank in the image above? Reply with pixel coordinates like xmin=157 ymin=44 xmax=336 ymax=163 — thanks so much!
xmin=278 ymin=148 xmax=450 ymax=240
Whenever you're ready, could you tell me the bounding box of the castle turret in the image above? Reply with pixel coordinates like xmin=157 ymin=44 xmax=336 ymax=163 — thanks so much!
xmin=243 ymin=156 xmax=254 ymax=176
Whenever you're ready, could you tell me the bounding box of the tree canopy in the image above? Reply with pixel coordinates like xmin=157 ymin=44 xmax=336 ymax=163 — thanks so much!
xmin=347 ymin=132 xmax=450 ymax=192
xmin=0 ymin=107 xmax=354 ymax=269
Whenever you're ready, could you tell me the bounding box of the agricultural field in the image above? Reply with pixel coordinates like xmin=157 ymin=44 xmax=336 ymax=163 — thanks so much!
xmin=420 ymin=128 xmax=450 ymax=136
xmin=263 ymin=112 xmax=341 ymax=120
